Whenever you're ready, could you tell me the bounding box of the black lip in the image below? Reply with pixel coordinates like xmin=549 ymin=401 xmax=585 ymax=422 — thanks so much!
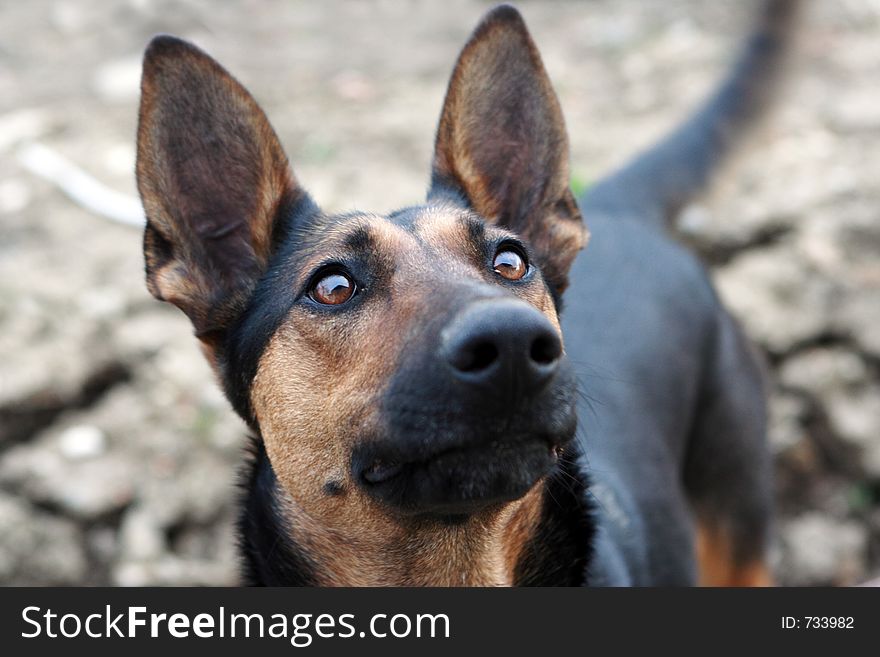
xmin=355 ymin=437 xmax=560 ymax=516
xmin=361 ymin=459 xmax=404 ymax=484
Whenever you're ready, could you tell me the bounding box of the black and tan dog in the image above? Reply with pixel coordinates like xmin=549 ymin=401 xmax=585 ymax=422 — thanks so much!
xmin=135 ymin=1 xmax=797 ymax=586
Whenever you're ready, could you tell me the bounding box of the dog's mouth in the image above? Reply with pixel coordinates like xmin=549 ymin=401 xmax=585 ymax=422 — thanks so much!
xmin=354 ymin=437 xmax=564 ymax=517
xmin=360 ymin=354 xmax=580 ymax=517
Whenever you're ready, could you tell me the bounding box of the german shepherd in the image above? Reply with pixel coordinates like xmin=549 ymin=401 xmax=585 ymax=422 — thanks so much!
xmin=135 ymin=1 xmax=797 ymax=585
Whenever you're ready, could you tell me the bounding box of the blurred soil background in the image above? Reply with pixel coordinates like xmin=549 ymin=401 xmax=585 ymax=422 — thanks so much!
xmin=0 ymin=0 xmax=878 ymax=585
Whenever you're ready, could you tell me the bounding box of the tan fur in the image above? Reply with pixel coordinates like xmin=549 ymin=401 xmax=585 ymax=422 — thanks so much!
xmin=696 ymin=521 xmax=773 ymax=587
xmin=275 ymin=486 xmax=544 ymax=586
xmin=415 ymin=207 xmax=564 ymax=330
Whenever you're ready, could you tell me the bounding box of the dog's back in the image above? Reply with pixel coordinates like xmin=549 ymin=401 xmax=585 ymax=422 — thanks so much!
xmin=566 ymin=213 xmax=770 ymax=584
xmin=565 ymin=0 xmax=797 ymax=585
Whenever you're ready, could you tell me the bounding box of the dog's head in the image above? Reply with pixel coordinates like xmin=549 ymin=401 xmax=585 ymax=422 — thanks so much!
xmin=137 ymin=6 xmax=587 ymax=532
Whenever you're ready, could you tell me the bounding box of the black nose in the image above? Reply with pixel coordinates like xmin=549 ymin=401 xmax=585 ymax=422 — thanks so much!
xmin=442 ymin=299 xmax=562 ymax=394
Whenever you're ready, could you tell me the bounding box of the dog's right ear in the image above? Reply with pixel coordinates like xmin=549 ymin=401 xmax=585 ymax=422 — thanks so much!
xmin=429 ymin=6 xmax=586 ymax=297
xmin=137 ymin=36 xmax=315 ymax=357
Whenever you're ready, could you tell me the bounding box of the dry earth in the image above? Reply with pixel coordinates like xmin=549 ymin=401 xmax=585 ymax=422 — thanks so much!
xmin=0 ymin=0 xmax=878 ymax=585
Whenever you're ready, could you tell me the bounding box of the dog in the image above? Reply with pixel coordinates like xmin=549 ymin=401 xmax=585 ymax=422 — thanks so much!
xmin=135 ymin=0 xmax=797 ymax=586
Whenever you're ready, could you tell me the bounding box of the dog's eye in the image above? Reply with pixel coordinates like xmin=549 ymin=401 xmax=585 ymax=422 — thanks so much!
xmin=493 ymin=248 xmax=528 ymax=281
xmin=309 ymin=271 xmax=355 ymax=305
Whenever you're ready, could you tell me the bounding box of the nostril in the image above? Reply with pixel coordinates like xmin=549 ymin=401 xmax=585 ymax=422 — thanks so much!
xmin=530 ymin=334 xmax=561 ymax=366
xmin=455 ymin=340 xmax=499 ymax=373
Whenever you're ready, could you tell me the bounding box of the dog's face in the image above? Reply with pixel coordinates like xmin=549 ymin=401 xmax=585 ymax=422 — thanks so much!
xmin=246 ymin=204 xmax=578 ymax=523
xmin=137 ymin=7 xmax=587 ymax=533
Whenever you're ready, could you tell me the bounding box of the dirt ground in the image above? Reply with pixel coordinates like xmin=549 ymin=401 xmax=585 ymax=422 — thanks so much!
xmin=0 ymin=0 xmax=878 ymax=586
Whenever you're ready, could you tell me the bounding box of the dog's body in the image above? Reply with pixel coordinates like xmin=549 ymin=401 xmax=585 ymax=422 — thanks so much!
xmin=136 ymin=1 xmax=796 ymax=586
xmin=565 ymin=212 xmax=770 ymax=586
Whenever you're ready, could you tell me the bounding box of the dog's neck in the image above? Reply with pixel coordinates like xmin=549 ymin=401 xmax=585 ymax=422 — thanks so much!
xmin=240 ymin=440 xmax=594 ymax=586
xmin=284 ymin=487 xmax=544 ymax=587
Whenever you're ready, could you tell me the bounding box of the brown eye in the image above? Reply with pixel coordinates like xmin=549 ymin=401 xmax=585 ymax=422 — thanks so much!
xmin=310 ymin=271 xmax=355 ymax=305
xmin=493 ymin=248 xmax=528 ymax=281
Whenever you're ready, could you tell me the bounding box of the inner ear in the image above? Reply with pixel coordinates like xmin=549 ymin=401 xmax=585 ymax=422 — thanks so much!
xmin=137 ymin=35 xmax=317 ymax=348
xmin=429 ymin=5 xmax=586 ymax=295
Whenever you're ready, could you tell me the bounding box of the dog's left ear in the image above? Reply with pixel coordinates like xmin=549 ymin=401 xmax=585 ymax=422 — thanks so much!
xmin=429 ymin=5 xmax=587 ymax=295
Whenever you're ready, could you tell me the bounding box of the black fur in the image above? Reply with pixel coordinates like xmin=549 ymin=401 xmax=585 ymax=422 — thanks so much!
xmin=238 ymin=437 xmax=318 ymax=586
xmin=512 ymin=445 xmax=595 ymax=586
xmin=220 ymin=194 xmax=322 ymax=427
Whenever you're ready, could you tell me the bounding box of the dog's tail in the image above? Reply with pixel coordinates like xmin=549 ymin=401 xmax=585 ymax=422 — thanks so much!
xmin=579 ymin=0 xmax=800 ymax=227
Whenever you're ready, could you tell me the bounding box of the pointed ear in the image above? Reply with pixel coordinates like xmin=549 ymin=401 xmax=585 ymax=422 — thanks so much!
xmin=136 ymin=35 xmax=315 ymax=354
xmin=429 ymin=5 xmax=587 ymax=295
